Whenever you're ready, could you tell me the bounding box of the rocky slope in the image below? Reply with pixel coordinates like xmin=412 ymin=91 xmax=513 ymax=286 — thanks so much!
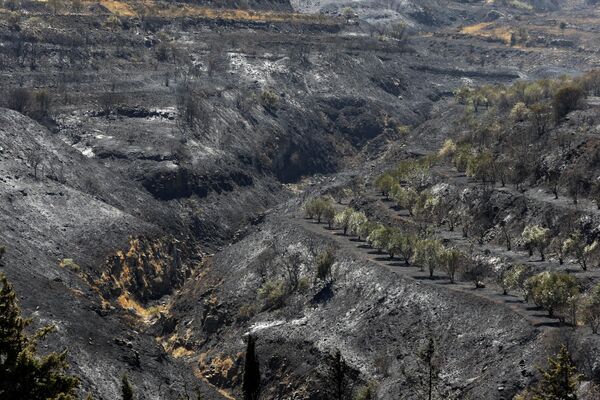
xmin=1 ymin=0 xmax=600 ymax=398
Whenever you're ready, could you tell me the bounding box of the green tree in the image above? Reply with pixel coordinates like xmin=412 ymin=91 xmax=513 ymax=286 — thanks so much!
xmin=441 ymin=248 xmax=463 ymax=283
xmin=367 ymin=225 xmax=392 ymax=253
xmin=242 ymin=336 xmax=261 ymax=400
xmin=581 ymin=283 xmax=600 ymax=334
xmin=374 ymin=174 xmax=395 ymax=198
xmin=413 ymin=239 xmax=444 ymax=278
xmin=466 ymin=150 xmax=496 ymax=184
xmin=517 ymin=345 xmax=580 ymax=400
xmin=500 ymin=264 xmax=530 ymax=296
xmin=348 ymin=212 xmax=368 ymax=240
xmin=334 ymin=208 xmax=354 ymax=236
xmin=304 ymin=197 xmax=334 ymax=224
xmin=522 ymin=225 xmax=551 ymax=260
xmin=461 ymin=258 xmax=489 ymax=289
xmin=0 ymin=273 xmax=79 ymax=400
xmin=563 ymin=232 xmax=597 ymax=271
xmin=323 ymin=204 xmax=336 ymax=229
xmin=121 ymin=374 xmax=133 ymax=400
xmin=526 ymin=272 xmax=579 ymax=319
xmin=391 ymin=186 xmax=419 ymax=216
xmin=387 ymin=231 xmax=414 ymax=264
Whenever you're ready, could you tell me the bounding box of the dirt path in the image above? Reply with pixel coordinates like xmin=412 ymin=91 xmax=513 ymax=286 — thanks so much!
xmin=288 ymin=214 xmax=562 ymax=329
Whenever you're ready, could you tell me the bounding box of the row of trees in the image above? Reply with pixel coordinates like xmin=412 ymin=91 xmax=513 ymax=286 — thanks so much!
xmin=305 ymin=202 xmax=488 ymax=286
xmin=305 ymin=197 xmax=600 ymax=330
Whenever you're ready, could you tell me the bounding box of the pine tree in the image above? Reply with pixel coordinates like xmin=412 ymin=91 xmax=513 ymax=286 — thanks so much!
xmin=535 ymin=345 xmax=580 ymax=399
xmin=242 ymin=335 xmax=261 ymax=400
xmin=0 ymin=273 xmax=79 ymax=400
xmin=517 ymin=345 xmax=582 ymax=400
xmin=122 ymin=374 xmax=134 ymax=400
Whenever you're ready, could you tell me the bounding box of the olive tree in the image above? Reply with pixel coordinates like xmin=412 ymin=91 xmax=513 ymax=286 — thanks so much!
xmin=499 ymin=264 xmax=529 ymax=296
xmin=367 ymin=225 xmax=392 ymax=253
xmin=413 ymin=239 xmax=444 ymax=278
xmin=581 ymin=284 xmax=600 ymax=334
xmin=441 ymin=248 xmax=463 ymax=283
xmin=334 ymin=208 xmax=355 ymax=236
xmin=348 ymin=211 xmax=368 ymax=240
xmin=522 ymin=225 xmax=551 ymax=260
xmin=461 ymin=258 xmax=490 ymax=289
xmin=563 ymin=232 xmax=598 ymax=271
xmin=387 ymin=232 xmax=414 ymax=265
xmin=375 ymin=174 xmax=395 ymax=198
xmin=525 ymin=271 xmax=579 ymax=319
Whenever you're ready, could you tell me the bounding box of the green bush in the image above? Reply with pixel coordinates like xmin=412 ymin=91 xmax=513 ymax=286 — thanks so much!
xmin=316 ymin=249 xmax=335 ymax=282
xmin=258 ymin=280 xmax=286 ymax=309
xmin=260 ymin=90 xmax=278 ymax=111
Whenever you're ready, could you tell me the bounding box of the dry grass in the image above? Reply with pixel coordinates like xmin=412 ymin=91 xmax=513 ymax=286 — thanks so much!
xmin=460 ymin=22 xmax=513 ymax=45
xmin=100 ymin=0 xmax=136 ymax=16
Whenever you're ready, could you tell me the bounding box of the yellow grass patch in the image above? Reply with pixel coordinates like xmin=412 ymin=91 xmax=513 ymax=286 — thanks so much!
xmin=101 ymin=0 xmax=137 ymax=16
xmin=460 ymin=22 xmax=513 ymax=44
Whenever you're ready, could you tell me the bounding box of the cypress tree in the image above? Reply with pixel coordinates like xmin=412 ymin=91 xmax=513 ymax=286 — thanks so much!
xmin=242 ymin=335 xmax=261 ymax=400
xmin=122 ymin=374 xmax=134 ymax=400
xmin=328 ymin=349 xmax=347 ymax=400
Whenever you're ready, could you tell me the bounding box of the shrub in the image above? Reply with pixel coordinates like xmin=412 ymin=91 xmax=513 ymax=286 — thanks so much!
xmin=257 ymin=280 xmax=286 ymax=309
xmin=316 ymin=249 xmax=335 ymax=282
xmin=7 ymin=87 xmax=31 ymax=113
xmin=59 ymin=258 xmax=80 ymax=272
xmin=260 ymin=90 xmax=278 ymax=112
xmin=553 ymin=84 xmax=584 ymax=122
xmin=354 ymin=381 xmax=378 ymax=400
xmin=237 ymin=303 xmax=258 ymax=322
